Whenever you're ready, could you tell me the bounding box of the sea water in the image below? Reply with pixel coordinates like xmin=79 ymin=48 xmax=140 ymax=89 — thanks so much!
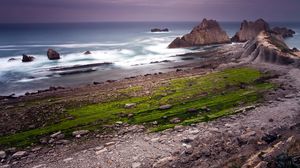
xmin=0 ymin=22 xmax=299 ymax=95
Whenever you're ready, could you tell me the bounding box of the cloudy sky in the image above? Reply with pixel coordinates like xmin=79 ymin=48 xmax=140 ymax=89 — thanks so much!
xmin=0 ymin=0 xmax=299 ymax=23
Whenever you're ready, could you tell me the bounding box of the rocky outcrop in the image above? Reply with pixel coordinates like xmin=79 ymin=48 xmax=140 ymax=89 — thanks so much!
xmin=241 ymin=31 xmax=300 ymax=66
xmin=168 ymin=19 xmax=230 ymax=48
xmin=22 ymin=54 xmax=35 ymax=62
xmin=47 ymin=49 xmax=60 ymax=60
xmin=232 ymin=19 xmax=270 ymax=42
xmin=84 ymin=51 xmax=91 ymax=55
xmin=271 ymin=27 xmax=296 ymax=38
xmin=151 ymin=28 xmax=169 ymax=32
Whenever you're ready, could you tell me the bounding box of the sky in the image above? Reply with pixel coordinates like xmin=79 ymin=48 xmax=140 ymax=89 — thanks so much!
xmin=0 ymin=0 xmax=299 ymax=23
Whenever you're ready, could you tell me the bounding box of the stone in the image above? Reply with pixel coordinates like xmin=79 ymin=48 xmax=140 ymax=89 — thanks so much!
xmin=240 ymin=131 xmax=257 ymax=139
xmin=151 ymin=28 xmax=169 ymax=32
xmin=95 ymin=148 xmax=108 ymax=155
xmin=187 ymin=108 xmax=198 ymax=113
xmin=47 ymin=49 xmax=60 ymax=60
xmin=170 ymin=118 xmax=181 ymax=124
xmin=50 ymin=131 xmax=62 ymax=138
xmin=63 ymin=158 xmax=73 ymax=162
xmin=124 ymin=103 xmax=137 ymax=109
xmin=168 ymin=19 xmax=230 ymax=48
xmin=22 ymin=54 xmax=35 ymax=62
xmin=55 ymin=139 xmax=71 ymax=145
xmin=84 ymin=51 xmax=92 ymax=55
xmin=231 ymin=18 xmax=270 ymax=42
xmin=115 ymin=121 xmax=123 ymax=125
xmin=132 ymin=162 xmax=142 ymax=168
xmin=159 ymin=104 xmax=172 ymax=110
xmin=0 ymin=151 xmax=6 ymax=159
xmin=105 ymin=142 xmax=115 ymax=146
xmin=12 ymin=151 xmax=28 ymax=159
xmin=72 ymin=130 xmax=89 ymax=137
xmin=262 ymin=133 xmax=278 ymax=144
xmin=153 ymin=156 xmax=174 ymax=168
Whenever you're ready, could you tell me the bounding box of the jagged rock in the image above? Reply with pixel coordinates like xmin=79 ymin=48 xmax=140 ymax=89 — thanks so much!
xmin=0 ymin=151 xmax=6 ymax=159
xmin=232 ymin=18 xmax=270 ymax=42
xmin=12 ymin=151 xmax=27 ymax=159
xmin=241 ymin=31 xmax=300 ymax=66
xmin=22 ymin=54 xmax=35 ymax=62
xmin=168 ymin=19 xmax=230 ymax=48
xmin=151 ymin=28 xmax=169 ymax=32
xmin=84 ymin=51 xmax=91 ymax=55
xmin=271 ymin=27 xmax=295 ymax=38
xmin=72 ymin=130 xmax=89 ymax=137
xmin=47 ymin=49 xmax=60 ymax=60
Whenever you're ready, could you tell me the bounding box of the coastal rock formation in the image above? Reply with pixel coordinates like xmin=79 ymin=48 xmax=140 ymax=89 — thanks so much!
xmin=271 ymin=27 xmax=296 ymax=38
xmin=231 ymin=19 xmax=270 ymax=42
xmin=151 ymin=28 xmax=169 ymax=32
xmin=47 ymin=49 xmax=60 ymax=60
xmin=84 ymin=51 xmax=92 ymax=55
xmin=168 ymin=19 xmax=230 ymax=48
xmin=22 ymin=54 xmax=35 ymax=62
xmin=241 ymin=31 xmax=300 ymax=65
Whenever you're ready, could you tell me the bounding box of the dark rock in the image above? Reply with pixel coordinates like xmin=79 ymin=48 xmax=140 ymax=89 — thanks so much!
xmin=151 ymin=28 xmax=169 ymax=32
xmin=262 ymin=133 xmax=278 ymax=144
xmin=271 ymin=27 xmax=295 ymax=38
xmin=22 ymin=54 xmax=35 ymax=62
xmin=292 ymin=48 xmax=299 ymax=52
xmin=231 ymin=18 xmax=270 ymax=42
xmin=168 ymin=19 xmax=230 ymax=48
xmin=93 ymin=81 xmax=102 ymax=85
xmin=8 ymin=58 xmax=18 ymax=62
xmin=47 ymin=49 xmax=60 ymax=60
xmin=187 ymin=108 xmax=198 ymax=113
xmin=84 ymin=51 xmax=92 ymax=55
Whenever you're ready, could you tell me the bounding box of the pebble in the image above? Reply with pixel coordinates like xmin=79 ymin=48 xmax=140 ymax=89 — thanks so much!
xmin=124 ymin=103 xmax=137 ymax=109
xmin=12 ymin=151 xmax=28 ymax=159
xmin=63 ymin=158 xmax=73 ymax=162
xmin=32 ymin=164 xmax=47 ymax=168
xmin=95 ymin=148 xmax=108 ymax=155
xmin=72 ymin=130 xmax=89 ymax=137
xmin=105 ymin=142 xmax=116 ymax=146
xmin=132 ymin=162 xmax=142 ymax=168
xmin=159 ymin=104 xmax=172 ymax=110
xmin=50 ymin=131 xmax=62 ymax=138
xmin=0 ymin=151 xmax=6 ymax=159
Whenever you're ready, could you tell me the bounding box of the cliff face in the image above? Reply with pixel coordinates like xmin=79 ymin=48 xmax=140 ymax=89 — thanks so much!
xmin=168 ymin=19 xmax=230 ymax=48
xmin=232 ymin=19 xmax=270 ymax=42
xmin=241 ymin=31 xmax=300 ymax=66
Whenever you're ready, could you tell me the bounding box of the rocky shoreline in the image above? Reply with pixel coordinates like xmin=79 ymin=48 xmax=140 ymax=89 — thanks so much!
xmin=0 ymin=19 xmax=300 ymax=168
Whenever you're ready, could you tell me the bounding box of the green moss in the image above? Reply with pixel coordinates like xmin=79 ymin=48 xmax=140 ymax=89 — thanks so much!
xmin=0 ymin=67 xmax=274 ymax=148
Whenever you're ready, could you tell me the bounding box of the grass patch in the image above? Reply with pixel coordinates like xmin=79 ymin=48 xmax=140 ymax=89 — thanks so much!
xmin=0 ymin=67 xmax=274 ymax=148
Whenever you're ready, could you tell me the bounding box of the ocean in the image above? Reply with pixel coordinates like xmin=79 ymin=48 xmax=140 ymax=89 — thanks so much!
xmin=0 ymin=22 xmax=299 ymax=96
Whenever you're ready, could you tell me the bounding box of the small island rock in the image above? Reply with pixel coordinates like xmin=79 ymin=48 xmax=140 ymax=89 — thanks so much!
xmin=22 ymin=54 xmax=35 ymax=62
xmin=47 ymin=49 xmax=60 ymax=60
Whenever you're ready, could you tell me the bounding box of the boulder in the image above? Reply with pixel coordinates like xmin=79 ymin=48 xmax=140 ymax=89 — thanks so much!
xmin=47 ymin=49 xmax=60 ymax=60
xmin=168 ymin=19 xmax=230 ymax=48
xmin=231 ymin=18 xmax=270 ymax=42
xmin=151 ymin=28 xmax=169 ymax=32
xmin=22 ymin=54 xmax=35 ymax=62
xmin=271 ymin=27 xmax=295 ymax=38
xmin=84 ymin=51 xmax=92 ymax=55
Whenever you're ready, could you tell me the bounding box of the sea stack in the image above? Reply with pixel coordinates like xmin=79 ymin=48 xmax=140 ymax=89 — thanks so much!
xmin=231 ymin=18 xmax=270 ymax=42
xmin=22 ymin=54 xmax=35 ymax=62
xmin=47 ymin=49 xmax=60 ymax=60
xmin=168 ymin=19 xmax=230 ymax=48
